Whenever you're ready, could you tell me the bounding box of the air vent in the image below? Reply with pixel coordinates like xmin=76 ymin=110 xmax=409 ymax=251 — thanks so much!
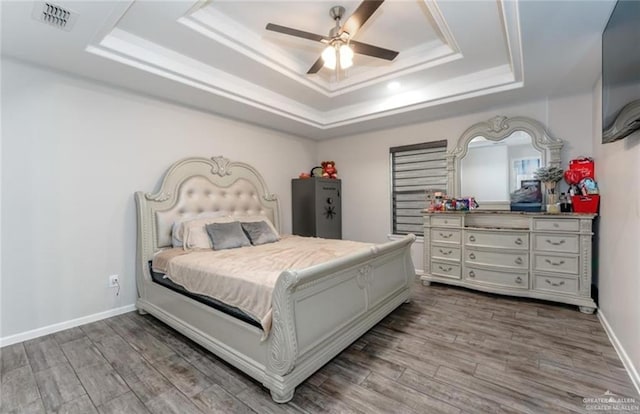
xmin=32 ymin=2 xmax=78 ymax=31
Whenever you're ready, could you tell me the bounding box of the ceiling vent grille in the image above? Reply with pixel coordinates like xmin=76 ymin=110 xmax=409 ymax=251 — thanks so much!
xmin=32 ymin=2 xmax=78 ymax=31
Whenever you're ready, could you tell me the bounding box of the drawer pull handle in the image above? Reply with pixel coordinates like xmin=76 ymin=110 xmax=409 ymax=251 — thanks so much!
xmin=469 ymin=235 xmax=476 ymax=242
xmin=553 ymin=223 xmax=560 ymax=228
xmin=468 ymin=270 xmax=475 ymax=278
xmin=515 ymin=276 xmax=523 ymax=284
xmin=438 ymin=265 xmax=452 ymax=272
xmin=514 ymin=238 xmax=523 ymax=245
xmin=440 ymin=232 xmax=453 ymax=239
xmin=444 ymin=220 xmax=448 ymax=224
xmin=469 ymin=253 xmax=476 ymax=260
xmin=439 ymin=249 xmax=453 ymax=256
xmin=515 ymin=257 xmax=523 ymax=265
xmin=546 ymin=239 xmax=566 ymax=246
xmin=545 ymin=258 xmax=566 ymax=266
xmin=545 ymin=279 xmax=565 ymax=287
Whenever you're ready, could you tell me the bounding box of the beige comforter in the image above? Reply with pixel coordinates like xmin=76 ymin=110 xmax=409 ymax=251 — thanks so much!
xmin=152 ymin=235 xmax=373 ymax=336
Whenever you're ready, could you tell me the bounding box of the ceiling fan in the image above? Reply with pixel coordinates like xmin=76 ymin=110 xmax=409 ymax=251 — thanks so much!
xmin=265 ymin=0 xmax=399 ymax=74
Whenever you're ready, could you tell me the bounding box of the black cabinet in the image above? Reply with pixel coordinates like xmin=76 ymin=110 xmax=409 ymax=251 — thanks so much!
xmin=292 ymin=178 xmax=341 ymax=239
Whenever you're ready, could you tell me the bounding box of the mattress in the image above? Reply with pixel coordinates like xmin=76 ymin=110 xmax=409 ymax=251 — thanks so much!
xmin=149 ymin=263 xmax=262 ymax=329
xmin=152 ymin=235 xmax=373 ymax=334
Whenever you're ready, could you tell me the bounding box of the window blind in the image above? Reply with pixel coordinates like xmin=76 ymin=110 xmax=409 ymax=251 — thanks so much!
xmin=390 ymin=140 xmax=448 ymax=236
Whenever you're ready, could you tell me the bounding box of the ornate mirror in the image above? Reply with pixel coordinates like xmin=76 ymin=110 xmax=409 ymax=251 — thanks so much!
xmin=447 ymin=116 xmax=563 ymax=210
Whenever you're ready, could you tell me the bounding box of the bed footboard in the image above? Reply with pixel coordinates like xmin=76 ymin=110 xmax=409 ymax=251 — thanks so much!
xmin=264 ymin=234 xmax=416 ymax=402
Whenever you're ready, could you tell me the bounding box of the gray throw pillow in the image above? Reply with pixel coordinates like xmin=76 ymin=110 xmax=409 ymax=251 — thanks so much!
xmin=205 ymin=221 xmax=251 ymax=250
xmin=241 ymin=221 xmax=279 ymax=246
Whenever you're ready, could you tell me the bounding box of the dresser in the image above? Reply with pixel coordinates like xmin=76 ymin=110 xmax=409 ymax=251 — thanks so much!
xmin=422 ymin=212 xmax=597 ymax=313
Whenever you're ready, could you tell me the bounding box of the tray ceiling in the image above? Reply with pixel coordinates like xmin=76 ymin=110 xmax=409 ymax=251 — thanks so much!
xmin=1 ymin=0 xmax=616 ymax=139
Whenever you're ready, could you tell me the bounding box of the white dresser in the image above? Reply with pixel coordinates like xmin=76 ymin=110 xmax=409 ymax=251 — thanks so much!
xmin=422 ymin=212 xmax=597 ymax=313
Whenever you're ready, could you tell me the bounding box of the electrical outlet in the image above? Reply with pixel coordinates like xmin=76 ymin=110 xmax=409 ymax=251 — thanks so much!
xmin=108 ymin=275 xmax=119 ymax=288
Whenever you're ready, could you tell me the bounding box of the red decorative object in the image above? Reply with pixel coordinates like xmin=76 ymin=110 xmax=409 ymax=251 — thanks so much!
xmin=563 ymin=169 xmax=582 ymax=185
xmin=321 ymin=161 xmax=338 ymax=179
xmin=571 ymin=195 xmax=600 ymax=213
xmin=568 ymin=157 xmax=595 ymax=180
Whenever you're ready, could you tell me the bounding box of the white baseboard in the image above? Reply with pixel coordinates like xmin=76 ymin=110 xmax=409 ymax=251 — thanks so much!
xmin=0 ymin=304 xmax=136 ymax=347
xmin=597 ymin=310 xmax=640 ymax=395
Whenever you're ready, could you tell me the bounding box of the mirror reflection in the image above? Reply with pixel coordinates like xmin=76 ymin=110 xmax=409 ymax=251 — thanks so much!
xmin=460 ymin=131 xmax=542 ymax=203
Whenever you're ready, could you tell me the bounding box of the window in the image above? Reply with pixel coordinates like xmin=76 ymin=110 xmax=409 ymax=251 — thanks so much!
xmin=511 ymin=157 xmax=541 ymax=191
xmin=390 ymin=140 xmax=448 ymax=236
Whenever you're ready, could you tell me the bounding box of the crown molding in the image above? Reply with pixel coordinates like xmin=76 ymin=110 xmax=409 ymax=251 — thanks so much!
xmin=84 ymin=0 xmax=524 ymax=131
xmin=180 ymin=0 xmax=463 ymax=97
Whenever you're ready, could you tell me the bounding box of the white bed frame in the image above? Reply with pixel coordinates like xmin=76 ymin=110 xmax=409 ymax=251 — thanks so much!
xmin=135 ymin=156 xmax=415 ymax=403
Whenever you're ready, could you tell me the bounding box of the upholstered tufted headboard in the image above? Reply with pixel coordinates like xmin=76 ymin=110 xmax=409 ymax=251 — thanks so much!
xmin=135 ymin=156 xmax=280 ymax=290
xmin=155 ymin=176 xmax=276 ymax=247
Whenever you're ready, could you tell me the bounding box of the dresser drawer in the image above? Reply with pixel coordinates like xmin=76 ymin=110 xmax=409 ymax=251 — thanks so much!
xmin=431 ymin=229 xmax=462 ymax=244
xmin=533 ymin=253 xmax=579 ymax=275
xmin=431 ymin=245 xmax=461 ymax=261
xmin=465 ymin=231 xmax=528 ymax=250
xmin=532 ymin=234 xmax=579 ymax=253
xmin=431 ymin=261 xmax=461 ymax=279
xmin=465 ymin=248 xmax=528 ymax=270
xmin=533 ymin=218 xmax=580 ymax=232
xmin=533 ymin=274 xmax=579 ymax=294
xmin=464 ymin=266 xmax=528 ymax=289
xmin=431 ymin=216 xmax=462 ymax=227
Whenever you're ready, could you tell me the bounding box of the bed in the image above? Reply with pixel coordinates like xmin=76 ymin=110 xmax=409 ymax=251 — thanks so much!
xmin=135 ymin=156 xmax=415 ymax=403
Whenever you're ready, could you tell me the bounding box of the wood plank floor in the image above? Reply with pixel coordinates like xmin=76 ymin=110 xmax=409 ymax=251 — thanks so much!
xmin=1 ymin=282 xmax=638 ymax=414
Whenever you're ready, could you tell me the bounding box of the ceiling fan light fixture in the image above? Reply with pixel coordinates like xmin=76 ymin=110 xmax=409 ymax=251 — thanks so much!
xmin=322 ymin=45 xmax=337 ymax=70
xmin=339 ymin=44 xmax=354 ymax=69
xmin=266 ymin=2 xmax=399 ymax=75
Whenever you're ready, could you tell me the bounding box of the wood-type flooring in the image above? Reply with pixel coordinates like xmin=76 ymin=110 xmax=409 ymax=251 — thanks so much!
xmin=1 ymin=282 xmax=638 ymax=413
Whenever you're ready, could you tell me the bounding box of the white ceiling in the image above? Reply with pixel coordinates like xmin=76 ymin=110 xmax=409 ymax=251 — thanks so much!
xmin=1 ymin=0 xmax=616 ymax=140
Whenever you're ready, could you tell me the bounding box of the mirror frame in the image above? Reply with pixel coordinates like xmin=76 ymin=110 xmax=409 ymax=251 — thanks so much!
xmin=447 ymin=116 xmax=563 ymax=209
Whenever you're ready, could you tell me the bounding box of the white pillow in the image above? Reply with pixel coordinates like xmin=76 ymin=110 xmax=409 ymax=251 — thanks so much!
xmin=172 ymin=212 xmax=227 ymax=248
xmin=235 ymin=215 xmax=280 ymax=239
xmin=183 ymin=216 xmax=235 ymax=249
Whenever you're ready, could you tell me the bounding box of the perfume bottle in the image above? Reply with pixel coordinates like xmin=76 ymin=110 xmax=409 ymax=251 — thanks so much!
xmin=560 ymin=192 xmax=572 ymax=213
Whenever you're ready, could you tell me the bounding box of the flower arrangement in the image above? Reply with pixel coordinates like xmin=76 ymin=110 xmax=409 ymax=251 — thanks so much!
xmin=534 ymin=166 xmax=564 ymax=184
xmin=535 ymin=166 xmax=564 ymax=210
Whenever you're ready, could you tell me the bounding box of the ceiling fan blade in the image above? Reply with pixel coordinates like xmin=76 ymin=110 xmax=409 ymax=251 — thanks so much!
xmin=341 ymin=0 xmax=384 ymax=38
xmin=266 ymin=23 xmax=328 ymax=43
xmin=307 ymin=57 xmax=324 ymax=74
xmin=350 ymin=40 xmax=398 ymax=61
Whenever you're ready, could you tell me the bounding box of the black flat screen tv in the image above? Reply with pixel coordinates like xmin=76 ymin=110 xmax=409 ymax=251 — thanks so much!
xmin=602 ymin=0 xmax=640 ymax=143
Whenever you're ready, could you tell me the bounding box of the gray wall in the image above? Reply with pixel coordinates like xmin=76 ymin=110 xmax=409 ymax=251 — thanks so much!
xmin=592 ymin=77 xmax=640 ymax=389
xmin=1 ymin=59 xmax=317 ymax=339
